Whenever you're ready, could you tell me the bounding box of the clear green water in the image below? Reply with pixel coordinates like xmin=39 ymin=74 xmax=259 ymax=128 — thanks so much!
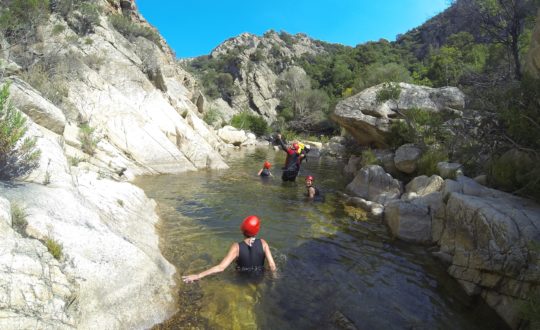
xmin=136 ymin=147 xmax=508 ymax=330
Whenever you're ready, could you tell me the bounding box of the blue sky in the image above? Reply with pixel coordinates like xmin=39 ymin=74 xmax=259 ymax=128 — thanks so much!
xmin=136 ymin=0 xmax=450 ymax=58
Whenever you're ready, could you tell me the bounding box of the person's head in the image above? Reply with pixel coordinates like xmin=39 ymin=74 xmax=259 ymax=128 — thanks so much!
xmin=263 ymin=161 xmax=271 ymax=169
xmin=241 ymin=215 xmax=260 ymax=237
xmin=291 ymin=142 xmax=299 ymax=151
xmin=305 ymin=175 xmax=314 ymax=187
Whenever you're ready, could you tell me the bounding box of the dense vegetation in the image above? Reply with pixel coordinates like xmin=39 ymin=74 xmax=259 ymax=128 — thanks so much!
xmin=186 ymin=0 xmax=540 ymax=201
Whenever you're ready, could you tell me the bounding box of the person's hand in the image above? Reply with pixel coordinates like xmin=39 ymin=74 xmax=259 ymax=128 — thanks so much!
xmin=182 ymin=274 xmax=200 ymax=283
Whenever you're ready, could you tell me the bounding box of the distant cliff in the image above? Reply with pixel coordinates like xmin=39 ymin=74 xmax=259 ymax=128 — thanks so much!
xmin=185 ymin=31 xmax=330 ymax=125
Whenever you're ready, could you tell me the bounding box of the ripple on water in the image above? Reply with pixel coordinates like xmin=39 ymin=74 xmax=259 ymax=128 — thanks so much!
xmin=136 ymin=148 xmax=509 ymax=330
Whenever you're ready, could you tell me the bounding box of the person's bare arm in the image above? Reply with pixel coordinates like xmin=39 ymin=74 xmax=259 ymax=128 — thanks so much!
xmin=182 ymin=243 xmax=239 ymax=283
xmin=308 ymin=186 xmax=316 ymax=198
xmin=261 ymin=239 xmax=277 ymax=272
xmin=257 ymin=169 xmax=263 ymax=176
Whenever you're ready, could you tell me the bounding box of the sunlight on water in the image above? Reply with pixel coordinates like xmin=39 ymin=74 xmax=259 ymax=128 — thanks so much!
xmin=136 ymin=147 xmax=508 ymax=330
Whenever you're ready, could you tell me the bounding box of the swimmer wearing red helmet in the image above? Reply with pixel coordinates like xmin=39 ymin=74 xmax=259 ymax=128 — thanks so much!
xmin=257 ymin=161 xmax=273 ymax=177
xmin=305 ymin=175 xmax=320 ymax=199
xmin=182 ymin=215 xmax=277 ymax=283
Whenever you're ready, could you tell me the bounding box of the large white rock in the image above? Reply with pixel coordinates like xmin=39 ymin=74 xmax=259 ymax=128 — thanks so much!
xmin=437 ymin=162 xmax=463 ymax=179
xmin=394 ymin=144 xmax=422 ymax=174
xmin=346 ymin=165 xmax=402 ymax=205
xmin=385 ymin=200 xmax=432 ymax=243
xmin=435 ymin=176 xmax=540 ymax=328
xmin=0 ymin=197 xmax=77 ymax=329
xmin=7 ymin=77 xmax=66 ymax=135
xmin=405 ymin=175 xmax=444 ymax=195
xmin=0 ymin=174 xmax=176 ymax=330
xmin=217 ymin=125 xmax=248 ymax=145
xmin=334 ymin=83 xmax=465 ymax=147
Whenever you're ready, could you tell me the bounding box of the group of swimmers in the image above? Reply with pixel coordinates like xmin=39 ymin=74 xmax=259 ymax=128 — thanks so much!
xmin=182 ymin=135 xmax=319 ymax=283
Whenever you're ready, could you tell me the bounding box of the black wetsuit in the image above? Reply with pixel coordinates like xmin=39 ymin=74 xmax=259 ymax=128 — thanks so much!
xmin=278 ymin=139 xmax=305 ymax=182
xmin=236 ymin=239 xmax=265 ymax=272
xmin=260 ymin=168 xmax=271 ymax=177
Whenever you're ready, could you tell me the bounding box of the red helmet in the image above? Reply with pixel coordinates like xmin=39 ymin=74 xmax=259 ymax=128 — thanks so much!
xmin=306 ymin=175 xmax=314 ymax=181
xmin=241 ymin=215 xmax=260 ymax=237
xmin=263 ymin=161 xmax=271 ymax=169
xmin=291 ymin=143 xmax=299 ymax=150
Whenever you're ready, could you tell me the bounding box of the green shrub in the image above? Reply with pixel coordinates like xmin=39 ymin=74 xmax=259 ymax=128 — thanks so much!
xmin=360 ymin=63 xmax=412 ymax=90
xmin=275 ymin=129 xmax=297 ymax=143
xmin=0 ymin=84 xmax=41 ymax=180
xmin=76 ymin=2 xmax=101 ymax=35
xmin=360 ymin=149 xmax=380 ymax=167
xmin=45 ymin=237 xmax=63 ymax=260
xmin=52 ymin=24 xmax=66 ymax=35
xmin=54 ymin=0 xmax=102 ymax=35
xmin=109 ymin=14 xmax=161 ymax=48
xmin=386 ymin=108 xmax=448 ymax=149
xmin=11 ymin=203 xmax=28 ymax=235
xmin=68 ymin=156 xmax=83 ymax=166
xmin=230 ymin=111 xmax=250 ymax=130
xmin=20 ymin=63 xmax=69 ymax=106
xmin=203 ymin=107 xmax=221 ymax=126
xmin=249 ymin=49 xmax=265 ymax=62
xmin=416 ymin=148 xmax=449 ymax=176
xmin=376 ymin=83 xmax=401 ymax=103
xmin=0 ymin=0 xmax=50 ymax=43
xmin=279 ymin=31 xmax=295 ymax=47
xmin=249 ymin=116 xmax=269 ymax=137
xmin=82 ymin=54 xmax=105 ymax=70
xmin=230 ymin=112 xmax=268 ymax=137
xmin=79 ymin=123 xmax=98 ymax=155
xmin=488 ymin=150 xmax=539 ymax=199
xmin=387 ymin=120 xmax=411 ymax=148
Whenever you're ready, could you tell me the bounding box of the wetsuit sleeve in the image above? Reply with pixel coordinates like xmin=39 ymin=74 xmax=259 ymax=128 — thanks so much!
xmin=277 ymin=138 xmax=289 ymax=152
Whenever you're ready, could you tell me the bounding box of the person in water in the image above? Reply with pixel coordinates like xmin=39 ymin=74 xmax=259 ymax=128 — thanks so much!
xmin=257 ymin=161 xmax=273 ymax=177
xmin=305 ymin=175 xmax=320 ymax=199
xmin=275 ymin=133 xmax=308 ymax=182
xmin=182 ymin=215 xmax=277 ymax=283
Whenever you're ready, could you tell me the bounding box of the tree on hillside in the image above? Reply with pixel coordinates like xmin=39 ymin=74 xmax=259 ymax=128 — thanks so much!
xmin=0 ymin=84 xmax=40 ymax=180
xmin=276 ymin=67 xmax=330 ymax=132
xmin=459 ymin=0 xmax=538 ymax=80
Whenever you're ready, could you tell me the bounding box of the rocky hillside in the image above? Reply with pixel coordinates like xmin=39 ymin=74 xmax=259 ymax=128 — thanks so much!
xmin=0 ymin=0 xmax=234 ymax=328
xmin=185 ymin=30 xmax=330 ymax=124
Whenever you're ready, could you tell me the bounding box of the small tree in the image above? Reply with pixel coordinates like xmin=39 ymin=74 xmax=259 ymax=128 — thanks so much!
xmin=460 ymin=0 xmax=537 ymax=80
xmin=0 ymin=84 xmax=41 ymax=180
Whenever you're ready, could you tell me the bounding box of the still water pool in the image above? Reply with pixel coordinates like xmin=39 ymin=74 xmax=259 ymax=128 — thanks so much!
xmin=136 ymin=147 xmax=508 ymax=330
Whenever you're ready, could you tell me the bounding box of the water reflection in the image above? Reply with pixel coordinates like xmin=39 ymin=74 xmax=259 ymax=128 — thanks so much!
xmin=137 ymin=147 xmax=508 ymax=330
